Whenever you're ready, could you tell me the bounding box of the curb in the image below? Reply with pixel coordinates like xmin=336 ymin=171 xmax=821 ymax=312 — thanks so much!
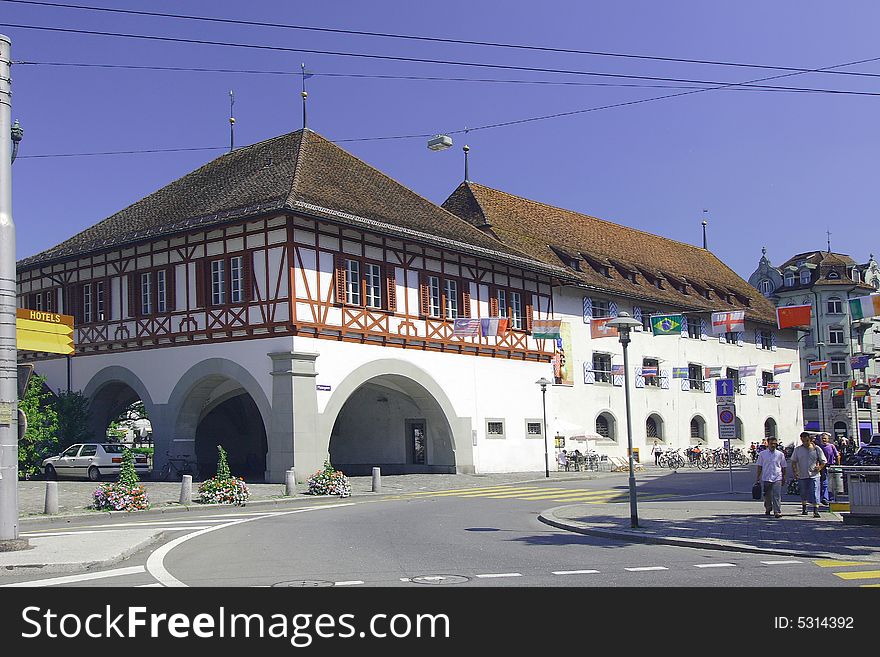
xmin=538 ymin=505 xmax=880 ymax=562
xmin=0 ymin=531 xmax=168 ymax=575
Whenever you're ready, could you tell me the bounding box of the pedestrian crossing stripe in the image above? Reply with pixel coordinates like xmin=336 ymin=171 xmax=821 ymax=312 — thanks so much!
xmin=402 ymin=487 xmax=677 ymax=503
xmin=814 ymin=559 xmax=876 ymax=568
xmin=405 ymin=485 xmax=545 ymax=496
xmin=832 ymin=570 xmax=880 ymax=581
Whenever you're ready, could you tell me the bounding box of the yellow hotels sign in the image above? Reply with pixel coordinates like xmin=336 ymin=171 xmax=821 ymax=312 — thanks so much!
xmin=16 ymin=309 xmax=75 ymax=355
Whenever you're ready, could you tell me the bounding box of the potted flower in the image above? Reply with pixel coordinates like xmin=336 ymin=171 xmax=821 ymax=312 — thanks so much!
xmin=93 ymin=448 xmax=150 ymax=512
xmin=198 ymin=445 xmax=250 ymax=505
xmin=306 ymin=460 xmax=351 ymax=498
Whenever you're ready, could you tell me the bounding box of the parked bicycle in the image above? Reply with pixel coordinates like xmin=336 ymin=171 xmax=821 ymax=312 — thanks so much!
xmin=159 ymin=453 xmax=199 ymax=481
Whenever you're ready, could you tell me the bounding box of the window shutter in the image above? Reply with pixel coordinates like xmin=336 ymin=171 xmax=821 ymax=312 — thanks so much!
xmin=613 ymin=369 xmax=624 ymax=386
xmin=755 ymin=330 xmax=762 ymax=348
xmin=127 ymin=273 xmax=137 ymax=318
xmin=681 ymin=379 xmax=690 ymax=392
xmin=738 ymin=381 xmax=747 ymax=395
xmin=525 ymin=295 xmax=534 ymax=332
xmin=757 ymin=382 xmax=765 ymax=396
xmin=462 ymin=285 xmax=471 ymax=318
xmin=582 ymin=297 xmax=593 ymax=323
xmin=489 ymin=292 xmax=499 ymax=317
xmin=635 ymin=367 xmax=645 ymax=388
xmin=736 ymin=331 xmax=744 ymax=347
xmin=583 ymin=359 xmax=595 ymax=384
xmin=700 ymin=318 xmax=708 ymax=340
xmin=195 ymin=261 xmax=206 ymax=308
xmin=680 ymin=315 xmax=688 ymax=337
xmin=242 ymin=255 xmax=253 ymax=303
xmin=166 ymin=266 xmax=177 ymax=312
xmin=418 ymin=272 xmax=429 ymax=317
xmin=335 ymin=255 xmax=347 ymax=305
xmin=702 ymin=380 xmax=712 ymax=393
xmin=633 ymin=306 xmax=642 ymax=330
xmin=385 ymin=267 xmax=397 ymax=313
xmin=719 ymin=333 xmax=727 ymax=344
xmin=609 ymin=301 xmax=619 ymax=318
xmin=660 ymin=369 xmax=670 ymax=390
xmin=65 ymin=285 xmax=80 ymax=324
xmin=770 ymin=332 xmax=778 ymax=352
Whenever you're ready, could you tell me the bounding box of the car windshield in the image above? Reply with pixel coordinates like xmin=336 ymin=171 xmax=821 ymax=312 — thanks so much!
xmin=102 ymin=444 xmax=127 ymax=454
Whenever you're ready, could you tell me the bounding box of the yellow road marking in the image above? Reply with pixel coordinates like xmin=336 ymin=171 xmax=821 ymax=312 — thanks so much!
xmin=481 ymin=489 xmax=622 ymax=499
xmin=860 ymin=584 xmax=880 ymax=588
xmin=405 ymin=486 xmax=544 ymax=496
xmin=833 ymin=570 xmax=880 ymax=580
xmin=814 ymin=559 xmax=875 ymax=568
xmin=418 ymin=487 xmax=548 ymax=498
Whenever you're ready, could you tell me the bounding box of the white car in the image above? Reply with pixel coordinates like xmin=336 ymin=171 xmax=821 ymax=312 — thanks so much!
xmin=42 ymin=443 xmax=150 ymax=481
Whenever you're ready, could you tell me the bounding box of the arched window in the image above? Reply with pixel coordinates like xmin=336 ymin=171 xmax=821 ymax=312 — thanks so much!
xmin=596 ymin=413 xmax=616 ymax=441
xmin=646 ymin=414 xmax=664 ymax=442
xmin=834 ymin=421 xmax=848 ymax=439
xmin=800 ymin=269 xmax=811 ymax=285
xmin=690 ymin=416 xmax=705 ymax=443
xmin=759 ymin=280 xmax=773 ymax=296
xmin=764 ymin=418 xmax=777 ymax=440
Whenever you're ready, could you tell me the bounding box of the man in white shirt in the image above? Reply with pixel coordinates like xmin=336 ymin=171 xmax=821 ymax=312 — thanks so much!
xmin=790 ymin=432 xmax=826 ymax=518
xmin=755 ymin=436 xmax=786 ymax=518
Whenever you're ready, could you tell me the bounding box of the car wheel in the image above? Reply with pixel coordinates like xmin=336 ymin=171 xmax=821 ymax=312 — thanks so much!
xmin=88 ymin=466 xmax=101 ymax=482
xmin=44 ymin=464 xmax=57 ymax=480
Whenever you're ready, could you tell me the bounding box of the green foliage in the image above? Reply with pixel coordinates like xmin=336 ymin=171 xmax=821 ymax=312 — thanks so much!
xmin=216 ymin=445 xmax=232 ymax=480
xmin=117 ymin=448 xmax=140 ymax=486
xmin=17 ymin=374 xmax=59 ymax=478
xmin=56 ymin=390 xmax=94 ymax=450
xmin=306 ymin=460 xmax=351 ymax=497
xmin=130 ymin=447 xmax=154 ymax=457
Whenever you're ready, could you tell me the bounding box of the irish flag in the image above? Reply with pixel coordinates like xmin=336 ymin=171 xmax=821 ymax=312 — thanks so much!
xmin=849 ymin=294 xmax=880 ymax=320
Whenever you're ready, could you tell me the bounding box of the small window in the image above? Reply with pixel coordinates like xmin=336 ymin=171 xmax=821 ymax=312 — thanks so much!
xmin=61 ymin=445 xmax=81 ymax=458
xmin=758 ymin=330 xmax=772 ymax=350
xmin=852 ymin=269 xmax=861 ymax=283
xmin=830 ymin=360 xmax=847 ymax=376
xmin=832 ymin=392 xmax=846 ymax=409
xmin=486 ymin=419 xmax=505 ymax=439
xmin=211 ymin=260 xmax=226 ymax=306
xmin=641 ymin=309 xmax=654 ymax=332
xmin=762 ymin=371 xmax=774 ymax=392
xmin=802 ymin=389 xmax=818 ymax=410
xmin=725 ymin=331 xmax=738 ymax=344
xmin=690 ymin=417 xmax=705 ymax=440
xmin=156 ymin=269 xmax=167 ymax=313
xmin=428 ymin=276 xmax=442 ymax=318
xmin=525 ymin=420 xmax=544 ymax=438
xmin=510 ymin=292 xmax=523 ymax=330
xmin=95 ymin=281 xmax=105 ymax=322
xmin=496 ymin=289 xmax=508 ymax=318
xmin=365 ymin=263 xmax=382 ymax=309
xmin=800 ymin=270 xmax=811 ymax=285
xmin=592 ymin=299 xmax=610 ymax=318
xmin=230 ymin=255 xmax=244 ymax=304
xmin=593 ymin=353 xmax=612 ymax=383
xmin=784 ymin=272 xmax=795 ymax=287
xmin=726 ymin=367 xmax=740 ymax=391
xmin=764 ymin=418 xmax=777 ymax=440
xmin=345 ymin=259 xmax=361 ymax=305
xmin=689 ymin=363 xmax=703 ymax=390
xmin=596 ymin=413 xmax=615 ymax=440
xmin=642 ymin=357 xmax=659 ymax=387
xmin=141 ymin=272 xmax=153 ymax=315
xmin=688 ymin=321 xmax=701 ymax=340
xmin=827 ymin=297 xmax=843 ymax=314
xmin=759 ymin=280 xmax=772 ymax=296
xmin=82 ymin=283 xmax=93 ymax=324
xmin=829 ymin=327 xmax=845 ymax=345
xmin=445 ymin=280 xmax=459 ymax=319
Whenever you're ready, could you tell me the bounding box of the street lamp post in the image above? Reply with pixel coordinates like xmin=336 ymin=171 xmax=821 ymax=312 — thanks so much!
xmin=535 ymin=377 xmax=551 ymax=478
xmin=606 ymin=311 xmax=642 ymax=528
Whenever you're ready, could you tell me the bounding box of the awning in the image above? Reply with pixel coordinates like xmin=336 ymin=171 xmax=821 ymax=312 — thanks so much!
xmin=859 ymin=422 xmax=873 ymax=430
xmin=805 ymin=421 xmax=820 ymax=431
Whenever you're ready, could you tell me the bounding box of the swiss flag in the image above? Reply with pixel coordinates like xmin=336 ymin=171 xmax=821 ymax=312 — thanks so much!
xmin=776 ymin=304 xmax=812 ymax=329
xmin=591 ymin=317 xmax=619 ymax=339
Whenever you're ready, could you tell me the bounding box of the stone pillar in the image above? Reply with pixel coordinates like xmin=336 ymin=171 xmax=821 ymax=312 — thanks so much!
xmin=267 ymin=352 xmax=322 ymax=483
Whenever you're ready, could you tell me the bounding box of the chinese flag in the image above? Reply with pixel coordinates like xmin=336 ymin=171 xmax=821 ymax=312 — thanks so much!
xmin=776 ymin=304 xmax=812 ymax=329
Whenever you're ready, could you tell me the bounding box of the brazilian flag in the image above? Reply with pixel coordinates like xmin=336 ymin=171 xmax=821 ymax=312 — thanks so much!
xmin=651 ymin=314 xmax=683 ymax=336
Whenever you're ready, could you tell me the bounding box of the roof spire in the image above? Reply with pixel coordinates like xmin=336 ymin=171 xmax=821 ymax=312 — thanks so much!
xmin=701 ymin=209 xmax=709 ymax=249
xmin=463 ymin=144 xmax=470 ymax=182
xmin=301 ymin=63 xmax=309 ymax=130
xmin=228 ymin=90 xmax=235 ymax=152
xmin=826 ymin=228 xmax=831 ymax=253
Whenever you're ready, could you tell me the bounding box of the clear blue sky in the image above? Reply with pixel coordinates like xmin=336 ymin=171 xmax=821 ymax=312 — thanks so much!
xmin=4 ymin=1 xmax=880 ymax=278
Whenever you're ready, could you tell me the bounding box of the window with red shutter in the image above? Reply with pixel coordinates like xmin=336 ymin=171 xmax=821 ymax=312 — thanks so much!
xmin=385 ymin=268 xmax=397 ymax=313
xmin=335 ymin=255 xmax=347 ymax=305
xmin=195 ymin=261 xmax=206 ymax=308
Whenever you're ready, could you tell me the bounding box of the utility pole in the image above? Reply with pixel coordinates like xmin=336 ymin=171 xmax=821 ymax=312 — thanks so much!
xmin=0 ymin=34 xmax=26 ymax=549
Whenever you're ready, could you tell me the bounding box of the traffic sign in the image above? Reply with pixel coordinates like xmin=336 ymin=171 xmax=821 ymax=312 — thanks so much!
xmin=717 ymin=403 xmax=737 ymax=439
xmin=715 ymin=378 xmax=735 ymax=405
xmin=16 ymin=309 xmax=75 ymax=355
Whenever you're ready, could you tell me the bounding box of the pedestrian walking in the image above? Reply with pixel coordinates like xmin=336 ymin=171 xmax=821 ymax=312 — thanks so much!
xmin=790 ymin=431 xmax=827 ymax=517
xmin=651 ymin=440 xmax=663 ymax=466
xmin=818 ymin=433 xmax=840 ymax=505
xmin=755 ymin=436 xmax=786 ymax=518
xmin=557 ymin=449 xmax=568 ymax=472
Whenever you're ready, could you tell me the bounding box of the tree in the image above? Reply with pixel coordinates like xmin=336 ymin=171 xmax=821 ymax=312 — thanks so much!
xmin=17 ymin=374 xmax=59 ymax=478
xmin=56 ymin=390 xmax=93 ymax=450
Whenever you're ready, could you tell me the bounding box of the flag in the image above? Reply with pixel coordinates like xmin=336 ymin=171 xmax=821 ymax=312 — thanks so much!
xmin=704 ymin=366 xmax=722 ymax=379
xmin=766 ymin=382 xmax=780 ymax=390
xmin=809 ymin=360 xmax=829 ymax=375
xmin=850 ymin=355 xmax=870 ymax=370
xmin=552 ymin=352 xmax=562 ymax=378
xmin=611 ymin=364 xmax=624 ymax=375
xmin=642 ymin=366 xmax=658 ymax=377
xmin=854 ymin=390 xmax=868 ymax=398
xmin=791 ymin=382 xmax=805 ymax=390
xmin=737 ymin=365 xmax=757 ymax=377
xmin=532 ymin=319 xmax=562 ymax=339
xmin=809 ymin=389 xmax=821 ymax=396
xmin=590 ymin=317 xmax=619 ymax=339
xmin=849 ymin=293 xmax=880 ymax=320
xmin=711 ymin=310 xmax=745 ymax=335
xmin=651 ymin=314 xmax=683 ymax=336
xmin=846 ymin=380 xmax=857 ymax=389
xmin=832 ymin=389 xmax=844 ymax=397
xmin=776 ymin=304 xmax=812 ymax=329
xmin=773 ymin=363 xmax=792 ymax=376
xmin=452 ymin=318 xmax=481 ymax=337
xmin=480 ymin=317 xmax=509 ymax=337
xmin=818 ymin=381 xmax=830 ymax=390
xmin=672 ymin=367 xmax=689 ymax=379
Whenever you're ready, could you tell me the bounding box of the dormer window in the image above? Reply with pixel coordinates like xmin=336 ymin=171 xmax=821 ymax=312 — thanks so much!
xmin=852 ymin=269 xmax=861 ymax=283
xmin=800 ymin=269 xmax=811 ymax=285
xmin=784 ymin=272 xmax=795 ymax=287
xmin=759 ymin=280 xmax=773 ymax=296
xmin=827 ymin=270 xmax=840 ymax=280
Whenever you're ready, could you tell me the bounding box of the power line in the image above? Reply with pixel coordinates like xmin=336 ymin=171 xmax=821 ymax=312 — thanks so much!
xmin=4 ymin=0 xmax=880 ymax=82
xmin=15 ymin=60 xmax=880 ymax=98
xmin=17 ymin=146 xmax=226 ymax=159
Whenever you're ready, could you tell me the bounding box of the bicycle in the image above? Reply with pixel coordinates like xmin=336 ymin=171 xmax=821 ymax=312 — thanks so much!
xmin=159 ymin=453 xmax=199 ymax=481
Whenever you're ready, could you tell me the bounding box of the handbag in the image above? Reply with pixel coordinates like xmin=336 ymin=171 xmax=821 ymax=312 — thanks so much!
xmin=752 ymin=482 xmax=762 ymax=500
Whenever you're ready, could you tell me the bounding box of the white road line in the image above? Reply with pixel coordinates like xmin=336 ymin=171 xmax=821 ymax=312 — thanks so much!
xmin=137 ymin=583 xmax=164 ymax=587
xmin=625 ymin=566 xmax=668 ymax=572
xmin=694 ymin=563 xmax=737 ymax=568
xmin=334 ymin=581 xmax=364 ymax=586
xmin=761 ymin=560 xmax=803 ymax=565
xmin=145 ymin=503 xmax=356 ymax=587
xmin=552 ymin=570 xmax=600 ymax=575
xmin=475 ymin=573 xmax=523 ymax=578
xmin=0 ymin=566 xmax=146 ymax=588
xmin=23 ymin=527 xmax=211 ymax=538
xmin=21 ymin=518 xmax=257 ymax=534
xmin=399 ymin=578 xmax=412 ymax=582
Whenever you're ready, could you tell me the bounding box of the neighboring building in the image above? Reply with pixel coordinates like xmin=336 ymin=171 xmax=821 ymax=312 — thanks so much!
xmin=17 ymin=129 xmax=803 ymax=482
xmin=749 ymin=249 xmax=880 ymax=442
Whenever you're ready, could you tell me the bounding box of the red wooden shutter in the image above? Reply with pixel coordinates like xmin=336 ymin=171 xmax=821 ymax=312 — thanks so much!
xmin=462 ymin=283 xmax=471 ymax=318
xmin=525 ymin=294 xmax=534 ymax=332
xmin=65 ymin=285 xmax=79 ymax=323
xmin=166 ymin=266 xmax=176 ymax=312
xmin=335 ymin=255 xmax=347 ymax=304
xmin=418 ymin=272 xmax=429 ymax=317
xmin=103 ymin=278 xmax=112 ymax=320
xmin=243 ymin=254 xmax=253 ymax=302
xmin=195 ymin=260 xmax=206 ymax=308
xmin=127 ymin=273 xmax=137 ymax=318
xmin=385 ymin=266 xmax=397 ymax=313
xmin=489 ymin=289 xmax=499 ymax=317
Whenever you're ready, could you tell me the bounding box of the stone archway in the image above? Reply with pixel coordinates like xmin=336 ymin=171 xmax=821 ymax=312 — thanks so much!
xmin=82 ymin=366 xmax=157 ymax=445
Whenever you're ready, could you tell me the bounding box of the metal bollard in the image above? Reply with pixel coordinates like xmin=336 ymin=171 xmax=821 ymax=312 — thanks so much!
xmin=285 ymin=469 xmax=297 ymax=496
xmin=830 ymin=468 xmax=844 ymax=497
xmin=372 ymin=467 xmax=381 ymax=493
xmin=44 ymin=480 xmax=58 ymax=515
xmin=179 ymin=475 xmax=192 ymax=505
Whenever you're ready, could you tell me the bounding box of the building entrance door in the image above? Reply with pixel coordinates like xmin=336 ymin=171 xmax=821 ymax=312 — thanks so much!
xmin=408 ymin=420 xmax=427 ymax=465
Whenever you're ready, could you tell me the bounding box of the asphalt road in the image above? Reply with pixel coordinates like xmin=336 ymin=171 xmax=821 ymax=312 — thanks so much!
xmin=0 ymin=470 xmax=870 ymax=588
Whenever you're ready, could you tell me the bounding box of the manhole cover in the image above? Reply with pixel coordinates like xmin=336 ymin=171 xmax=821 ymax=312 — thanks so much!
xmin=272 ymin=580 xmax=335 ymax=588
xmin=410 ymin=575 xmax=470 ymax=585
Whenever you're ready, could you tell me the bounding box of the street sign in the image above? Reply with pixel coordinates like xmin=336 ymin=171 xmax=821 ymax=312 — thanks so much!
xmin=16 ymin=309 xmax=75 ymax=355
xmin=717 ymin=404 xmax=737 ymax=439
xmin=17 ymin=363 xmax=33 ymax=398
xmin=715 ymin=378 xmax=735 ymax=405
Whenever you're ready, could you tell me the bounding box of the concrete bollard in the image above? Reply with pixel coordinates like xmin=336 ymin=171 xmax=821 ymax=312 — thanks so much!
xmin=372 ymin=467 xmax=381 ymax=493
xmin=44 ymin=480 xmax=58 ymax=515
xmin=285 ymin=469 xmax=297 ymax=496
xmin=179 ymin=475 xmax=192 ymax=505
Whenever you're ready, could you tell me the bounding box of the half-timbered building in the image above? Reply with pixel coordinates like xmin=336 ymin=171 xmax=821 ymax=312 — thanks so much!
xmin=17 ymin=129 xmax=803 ymax=482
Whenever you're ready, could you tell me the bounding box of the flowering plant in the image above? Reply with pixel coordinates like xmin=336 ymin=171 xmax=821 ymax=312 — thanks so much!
xmin=93 ymin=449 xmax=150 ymax=511
xmin=198 ymin=445 xmax=250 ymax=506
xmin=306 ymin=460 xmax=351 ymax=498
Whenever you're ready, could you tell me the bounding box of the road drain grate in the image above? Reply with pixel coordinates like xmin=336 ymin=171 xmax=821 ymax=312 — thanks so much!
xmin=272 ymin=580 xmax=335 ymax=587
xmin=410 ymin=575 xmax=470 ymax=585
